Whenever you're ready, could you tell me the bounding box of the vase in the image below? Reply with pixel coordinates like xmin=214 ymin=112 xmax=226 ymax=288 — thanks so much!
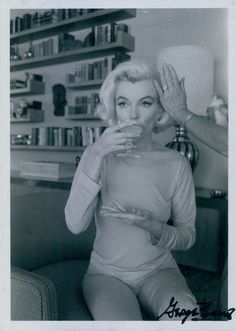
xmin=166 ymin=124 xmax=199 ymax=171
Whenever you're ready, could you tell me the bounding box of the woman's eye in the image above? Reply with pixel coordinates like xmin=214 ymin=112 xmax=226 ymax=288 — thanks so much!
xmin=141 ymin=101 xmax=152 ymax=108
xmin=117 ymin=102 xmax=128 ymax=108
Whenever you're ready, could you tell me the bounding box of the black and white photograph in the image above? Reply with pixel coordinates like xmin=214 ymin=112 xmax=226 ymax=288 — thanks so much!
xmin=1 ymin=0 xmax=236 ymax=330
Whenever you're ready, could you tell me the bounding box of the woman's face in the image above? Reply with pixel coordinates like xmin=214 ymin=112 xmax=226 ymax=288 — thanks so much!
xmin=115 ymin=80 xmax=163 ymax=135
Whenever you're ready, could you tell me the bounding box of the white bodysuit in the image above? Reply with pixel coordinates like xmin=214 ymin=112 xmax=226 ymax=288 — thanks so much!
xmin=65 ymin=144 xmax=196 ymax=290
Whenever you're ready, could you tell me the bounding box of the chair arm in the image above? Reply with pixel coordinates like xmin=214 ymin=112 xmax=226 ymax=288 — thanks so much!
xmin=11 ymin=266 xmax=58 ymax=320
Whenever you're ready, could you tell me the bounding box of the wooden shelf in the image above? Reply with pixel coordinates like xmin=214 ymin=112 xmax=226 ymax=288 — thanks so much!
xmin=65 ymin=113 xmax=101 ymax=120
xmin=11 ymin=109 xmax=44 ymax=123
xmin=10 ymin=32 xmax=135 ymax=72
xmin=11 ymin=145 xmax=86 ymax=152
xmin=66 ymin=79 xmax=103 ymax=90
xmin=11 ymin=169 xmax=73 ymax=188
xmin=10 ymin=9 xmax=136 ymax=44
xmin=10 ymin=80 xmax=45 ymax=96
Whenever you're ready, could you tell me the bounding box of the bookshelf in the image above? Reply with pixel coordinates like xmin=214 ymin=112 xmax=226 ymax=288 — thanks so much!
xmin=10 ymin=31 xmax=135 ymax=72
xmin=10 ymin=9 xmax=136 ymax=44
xmin=66 ymin=79 xmax=103 ymax=90
xmin=11 ymin=145 xmax=85 ymax=152
xmin=65 ymin=114 xmax=101 ymax=120
xmin=10 ymin=8 xmax=136 ymax=177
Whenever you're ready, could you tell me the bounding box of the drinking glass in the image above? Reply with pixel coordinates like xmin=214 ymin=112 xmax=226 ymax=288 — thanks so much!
xmin=114 ymin=122 xmax=144 ymax=159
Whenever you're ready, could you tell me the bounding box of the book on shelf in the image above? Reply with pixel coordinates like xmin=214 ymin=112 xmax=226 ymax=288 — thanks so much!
xmin=20 ymin=161 xmax=77 ymax=179
xmin=32 ymin=38 xmax=55 ymax=57
xmin=73 ymin=93 xmax=100 ymax=115
xmin=13 ymin=125 xmax=105 ymax=148
xmin=71 ymin=58 xmax=109 ymax=83
xmin=31 ymin=126 xmax=82 ymax=147
xmin=94 ymin=22 xmax=129 ymax=46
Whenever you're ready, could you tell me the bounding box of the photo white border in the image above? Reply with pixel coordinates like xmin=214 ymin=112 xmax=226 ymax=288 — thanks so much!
xmin=1 ymin=0 xmax=236 ymax=330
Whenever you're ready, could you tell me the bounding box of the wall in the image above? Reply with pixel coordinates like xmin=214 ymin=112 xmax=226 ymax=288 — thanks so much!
xmin=10 ymin=8 xmax=228 ymax=191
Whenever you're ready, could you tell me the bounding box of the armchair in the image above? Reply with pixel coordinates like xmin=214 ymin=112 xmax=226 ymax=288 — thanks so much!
xmin=11 ymin=191 xmax=95 ymax=320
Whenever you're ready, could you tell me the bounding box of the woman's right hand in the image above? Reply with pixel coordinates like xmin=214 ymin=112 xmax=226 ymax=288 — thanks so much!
xmin=89 ymin=120 xmax=142 ymax=161
xmin=82 ymin=121 xmax=141 ymax=183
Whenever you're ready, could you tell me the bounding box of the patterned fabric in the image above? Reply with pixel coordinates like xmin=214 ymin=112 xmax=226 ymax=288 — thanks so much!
xmin=11 ymin=266 xmax=58 ymax=320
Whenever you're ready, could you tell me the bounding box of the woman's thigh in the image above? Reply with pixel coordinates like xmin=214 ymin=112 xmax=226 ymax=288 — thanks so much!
xmin=82 ymin=273 xmax=143 ymax=320
xmin=137 ymin=267 xmax=200 ymax=321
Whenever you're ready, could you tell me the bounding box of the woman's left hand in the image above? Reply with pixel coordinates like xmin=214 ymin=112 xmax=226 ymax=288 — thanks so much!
xmin=154 ymin=63 xmax=190 ymax=122
xmin=100 ymin=200 xmax=163 ymax=236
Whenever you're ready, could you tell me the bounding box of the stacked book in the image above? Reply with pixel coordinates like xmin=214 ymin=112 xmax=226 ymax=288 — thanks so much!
xmin=73 ymin=58 xmax=109 ymax=82
xmin=94 ymin=23 xmax=129 ymax=46
xmin=74 ymin=93 xmax=100 ymax=115
xmin=30 ymin=126 xmax=105 ymax=147
xmin=32 ymin=38 xmax=55 ymax=57
xmin=10 ymin=9 xmax=102 ymax=34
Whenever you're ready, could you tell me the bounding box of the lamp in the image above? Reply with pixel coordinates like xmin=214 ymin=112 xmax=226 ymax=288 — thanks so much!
xmin=157 ymin=45 xmax=214 ymax=171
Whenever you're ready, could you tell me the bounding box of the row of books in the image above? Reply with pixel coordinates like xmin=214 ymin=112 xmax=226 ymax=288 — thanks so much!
xmin=10 ymin=9 xmax=101 ymax=34
xmin=68 ymin=59 xmax=109 ymax=83
xmin=72 ymin=93 xmax=100 ymax=115
xmin=67 ymin=53 xmax=130 ymax=84
xmin=30 ymin=126 xmax=105 ymax=147
xmin=93 ymin=23 xmax=129 ymax=47
xmin=10 ymin=23 xmax=130 ymax=61
xmin=31 ymin=38 xmax=55 ymax=58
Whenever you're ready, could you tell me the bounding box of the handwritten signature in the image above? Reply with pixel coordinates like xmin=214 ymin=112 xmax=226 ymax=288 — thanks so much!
xmin=156 ymin=296 xmax=235 ymax=324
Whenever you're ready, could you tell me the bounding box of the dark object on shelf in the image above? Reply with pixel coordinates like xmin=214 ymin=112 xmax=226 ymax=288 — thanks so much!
xmin=58 ymin=32 xmax=83 ymax=52
xmin=14 ymin=16 xmax=23 ymax=33
xmin=22 ymin=13 xmax=32 ymax=31
xmin=210 ymin=189 xmax=227 ymax=199
xmin=25 ymin=72 xmax=43 ymax=82
xmin=166 ymin=124 xmax=199 ymax=171
xmin=83 ymin=28 xmax=95 ymax=47
xmin=52 ymin=84 xmax=67 ymax=116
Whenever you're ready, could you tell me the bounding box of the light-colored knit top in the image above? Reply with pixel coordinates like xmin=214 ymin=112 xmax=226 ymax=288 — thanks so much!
xmin=65 ymin=144 xmax=196 ymax=285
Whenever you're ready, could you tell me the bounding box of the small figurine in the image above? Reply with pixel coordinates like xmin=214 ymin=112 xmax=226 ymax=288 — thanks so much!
xmin=52 ymin=84 xmax=67 ymax=116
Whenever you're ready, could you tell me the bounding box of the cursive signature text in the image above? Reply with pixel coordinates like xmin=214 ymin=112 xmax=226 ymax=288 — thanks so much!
xmin=156 ymin=296 xmax=235 ymax=324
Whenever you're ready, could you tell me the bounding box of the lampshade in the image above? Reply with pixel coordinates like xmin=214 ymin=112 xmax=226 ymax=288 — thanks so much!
xmin=157 ymin=45 xmax=214 ymax=116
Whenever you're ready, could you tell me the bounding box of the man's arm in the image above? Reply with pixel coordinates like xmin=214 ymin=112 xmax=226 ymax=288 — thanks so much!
xmin=184 ymin=113 xmax=228 ymax=157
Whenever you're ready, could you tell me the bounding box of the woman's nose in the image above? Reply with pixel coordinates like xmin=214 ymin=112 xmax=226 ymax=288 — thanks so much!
xmin=130 ymin=107 xmax=139 ymax=119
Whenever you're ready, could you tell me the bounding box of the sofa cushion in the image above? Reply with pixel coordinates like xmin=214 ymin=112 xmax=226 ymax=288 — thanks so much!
xmin=33 ymin=259 xmax=92 ymax=320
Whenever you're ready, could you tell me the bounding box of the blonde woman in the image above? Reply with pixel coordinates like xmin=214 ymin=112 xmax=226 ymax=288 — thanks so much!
xmin=65 ymin=60 xmax=200 ymax=321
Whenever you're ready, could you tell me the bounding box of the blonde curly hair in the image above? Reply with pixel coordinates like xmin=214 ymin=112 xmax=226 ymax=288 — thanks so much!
xmin=96 ymin=60 xmax=171 ymax=131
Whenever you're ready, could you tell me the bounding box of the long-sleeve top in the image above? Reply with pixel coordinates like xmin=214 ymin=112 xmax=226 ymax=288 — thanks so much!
xmin=65 ymin=144 xmax=196 ymax=285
